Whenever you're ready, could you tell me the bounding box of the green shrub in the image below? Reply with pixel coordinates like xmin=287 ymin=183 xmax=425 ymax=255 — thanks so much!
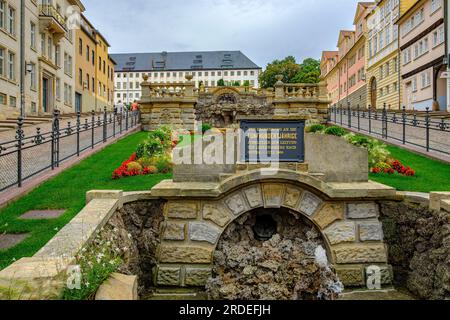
xmin=344 ymin=133 xmax=390 ymax=168
xmin=127 ymin=161 xmax=142 ymax=172
xmin=137 ymin=157 xmax=153 ymax=168
xmin=324 ymin=126 xmax=347 ymax=137
xmin=217 ymin=79 xmax=225 ymax=86
xmin=202 ymin=124 xmax=212 ymax=134
xmin=150 ymin=155 xmax=174 ymax=174
xmin=136 ymin=126 xmax=173 ymax=159
xmin=306 ymin=124 xmax=325 ymax=133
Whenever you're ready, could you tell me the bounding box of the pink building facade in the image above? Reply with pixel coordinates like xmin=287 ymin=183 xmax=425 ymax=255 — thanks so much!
xmin=398 ymin=0 xmax=447 ymax=111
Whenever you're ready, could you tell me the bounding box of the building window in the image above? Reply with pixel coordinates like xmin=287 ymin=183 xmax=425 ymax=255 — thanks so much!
xmin=9 ymin=95 xmax=16 ymax=108
xmin=86 ymin=45 xmax=90 ymax=62
xmin=92 ymin=50 xmax=94 ymax=65
xmin=431 ymin=0 xmax=442 ymax=13
xmin=0 ymin=1 xmax=4 ymax=29
xmin=41 ymin=33 xmax=46 ymax=56
xmin=56 ymin=78 xmax=61 ymax=100
xmin=0 ymin=47 xmax=4 ymax=76
xmin=55 ymin=45 xmax=60 ymax=66
xmin=86 ymin=73 xmax=90 ymax=90
xmin=8 ymin=51 xmax=15 ymax=80
xmin=47 ymin=36 xmax=53 ymax=60
xmin=421 ymin=71 xmax=431 ymax=88
xmin=0 ymin=92 xmax=6 ymax=105
xmin=79 ymin=68 xmax=83 ymax=86
xmin=79 ymin=38 xmax=83 ymax=55
xmin=7 ymin=5 xmax=14 ymax=35
xmin=30 ymin=22 xmax=36 ymax=49
xmin=412 ymin=78 xmax=417 ymax=92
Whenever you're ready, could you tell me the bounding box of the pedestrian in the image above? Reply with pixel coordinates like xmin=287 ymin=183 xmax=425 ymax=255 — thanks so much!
xmin=131 ymin=100 xmax=139 ymax=112
xmin=115 ymin=100 xmax=125 ymax=125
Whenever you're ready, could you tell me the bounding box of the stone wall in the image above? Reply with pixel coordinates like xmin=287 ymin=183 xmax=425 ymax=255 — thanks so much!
xmin=334 ymin=85 xmax=368 ymax=109
xmin=379 ymin=198 xmax=450 ymax=300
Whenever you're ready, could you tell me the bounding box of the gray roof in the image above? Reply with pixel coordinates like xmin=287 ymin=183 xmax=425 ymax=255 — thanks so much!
xmin=110 ymin=51 xmax=261 ymax=72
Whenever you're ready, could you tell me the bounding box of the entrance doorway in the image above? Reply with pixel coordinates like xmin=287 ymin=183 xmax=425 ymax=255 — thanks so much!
xmin=370 ymin=77 xmax=377 ymax=109
xmin=42 ymin=78 xmax=49 ymax=113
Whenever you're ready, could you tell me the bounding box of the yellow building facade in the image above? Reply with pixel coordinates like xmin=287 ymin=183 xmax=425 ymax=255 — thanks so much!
xmin=366 ymin=0 xmax=416 ymax=110
xmin=75 ymin=14 xmax=115 ymax=113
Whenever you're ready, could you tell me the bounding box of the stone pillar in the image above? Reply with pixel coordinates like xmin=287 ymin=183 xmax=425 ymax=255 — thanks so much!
xmin=139 ymin=74 xmax=197 ymax=131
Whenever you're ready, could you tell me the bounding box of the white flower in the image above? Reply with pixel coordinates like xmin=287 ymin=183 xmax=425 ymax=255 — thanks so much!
xmin=54 ymin=227 xmax=59 ymax=231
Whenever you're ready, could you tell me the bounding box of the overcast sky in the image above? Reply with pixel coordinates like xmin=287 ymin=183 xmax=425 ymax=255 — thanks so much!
xmin=82 ymin=0 xmax=357 ymax=68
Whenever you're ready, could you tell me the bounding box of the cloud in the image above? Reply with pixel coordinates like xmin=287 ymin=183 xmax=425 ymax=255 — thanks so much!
xmin=82 ymin=0 xmax=357 ymax=67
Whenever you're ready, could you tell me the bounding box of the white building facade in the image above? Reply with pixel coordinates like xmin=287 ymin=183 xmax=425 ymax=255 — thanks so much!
xmin=111 ymin=51 xmax=262 ymax=105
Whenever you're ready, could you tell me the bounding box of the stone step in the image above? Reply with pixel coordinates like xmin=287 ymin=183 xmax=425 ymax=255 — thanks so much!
xmin=145 ymin=288 xmax=207 ymax=300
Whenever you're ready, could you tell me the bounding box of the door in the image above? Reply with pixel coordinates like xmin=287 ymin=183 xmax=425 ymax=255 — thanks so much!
xmin=370 ymin=78 xmax=377 ymax=109
xmin=75 ymin=93 xmax=82 ymax=113
xmin=405 ymin=82 xmax=412 ymax=110
xmin=43 ymin=78 xmax=49 ymax=113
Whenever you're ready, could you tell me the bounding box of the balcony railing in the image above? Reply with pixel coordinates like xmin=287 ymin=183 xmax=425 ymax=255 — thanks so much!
xmin=39 ymin=4 xmax=67 ymax=30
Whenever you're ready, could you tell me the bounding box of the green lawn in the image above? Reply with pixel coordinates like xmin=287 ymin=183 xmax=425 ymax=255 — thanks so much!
xmin=369 ymin=145 xmax=450 ymax=193
xmin=0 ymin=131 xmax=171 ymax=270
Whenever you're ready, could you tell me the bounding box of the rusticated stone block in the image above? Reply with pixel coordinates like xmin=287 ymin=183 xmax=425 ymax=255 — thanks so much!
xmin=324 ymin=221 xmax=356 ymax=245
xmin=359 ymin=222 xmax=384 ymax=242
xmin=334 ymin=266 xmax=364 ymax=287
xmin=263 ymin=184 xmax=284 ymax=208
xmin=283 ymin=186 xmax=302 ymax=209
xmin=243 ymin=185 xmax=263 ymax=208
xmin=189 ymin=222 xmax=221 ymax=244
xmin=299 ymin=191 xmax=323 ymax=216
xmin=224 ymin=193 xmax=249 ymax=216
xmin=167 ymin=201 xmax=198 ymax=219
xmin=157 ymin=267 xmax=181 ymax=286
xmin=163 ymin=222 xmax=185 ymax=241
xmin=202 ymin=203 xmax=232 ymax=227
xmin=313 ymin=202 xmax=344 ymax=229
xmin=347 ymin=203 xmax=379 ymax=219
xmin=159 ymin=246 xmax=213 ymax=264
xmin=333 ymin=244 xmax=388 ymax=264
xmin=185 ymin=268 xmax=212 ymax=287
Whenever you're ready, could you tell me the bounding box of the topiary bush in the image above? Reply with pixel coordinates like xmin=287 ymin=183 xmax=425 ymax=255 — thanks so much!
xmin=324 ymin=126 xmax=347 ymax=137
xmin=202 ymin=124 xmax=212 ymax=134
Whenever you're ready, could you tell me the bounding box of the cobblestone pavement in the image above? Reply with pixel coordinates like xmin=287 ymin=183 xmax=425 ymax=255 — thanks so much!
xmin=0 ymin=113 xmax=137 ymax=191
xmin=330 ymin=112 xmax=450 ymax=160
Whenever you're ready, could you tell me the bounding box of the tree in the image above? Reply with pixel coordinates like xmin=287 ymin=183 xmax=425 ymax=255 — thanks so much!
xmin=291 ymin=58 xmax=321 ymax=84
xmin=232 ymin=81 xmax=240 ymax=87
xmin=258 ymin=56 xmax=321 ymax=88
xmin=259 ymin=56 xmax=301 ymax=88
xmin=217 ymin=79 xmax=225 ymax=86
xmin=243 ymin=80 xmax=251 ymax=87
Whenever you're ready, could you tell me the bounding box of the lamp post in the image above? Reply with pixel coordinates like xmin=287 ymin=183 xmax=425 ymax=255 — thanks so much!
xmin=20 ymin=0 xmax=25 ymax=118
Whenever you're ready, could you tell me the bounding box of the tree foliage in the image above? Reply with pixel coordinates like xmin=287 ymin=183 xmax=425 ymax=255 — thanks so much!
xmin=217 ymin=79 xmax=225 ymax=86
xmin=259 ymin=56 xmax=321 ymax=88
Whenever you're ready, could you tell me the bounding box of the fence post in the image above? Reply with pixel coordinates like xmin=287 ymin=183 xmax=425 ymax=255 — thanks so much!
xmin=76 ymin=112 xmax=81 ymax=157
xmin=126 ymin=109 xmax=129 ymax=131
xmin=113 ymin=107 xmax=117 ymax=138
xmin=357 ymin=104 xmax=360 ymax=131
xmin=16 ymin=117 xmax=24 ymax=187
xmin=91 ymin=110 xmax=95 ymax=149
xmin=103 ymin=107 xmax=107 ymax=143
xmin=425 ymin=107 xmax=430 ymax=152
xmin=347 ymin=102 xmax=351 ymax=128
xmin=382 ymin=103 xmax=387 ymax=139
xmin=368 ymin=105 xmax=372 ymax=134
xmin=51 ymin=110 xmax=60 ymax=169
xmin=402 ymin=106 xmax=406 ymax=145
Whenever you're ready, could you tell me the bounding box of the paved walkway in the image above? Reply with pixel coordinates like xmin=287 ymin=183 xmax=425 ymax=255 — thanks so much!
xmin=330 ymin=113 xmax=450 ymax=164
xmin=0 ymin=113 xmax=138 ymax=193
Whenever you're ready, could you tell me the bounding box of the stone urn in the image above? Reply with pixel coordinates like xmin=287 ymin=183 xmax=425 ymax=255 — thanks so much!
xmin=185 ymin=74 xmax=194 ymax=81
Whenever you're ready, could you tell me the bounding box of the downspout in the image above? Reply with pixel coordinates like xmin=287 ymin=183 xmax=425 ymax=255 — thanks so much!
xmin=20 ymin=0 xmax=25 ymax=118
xmin=445 ymin=0 xmax=450 ymax=111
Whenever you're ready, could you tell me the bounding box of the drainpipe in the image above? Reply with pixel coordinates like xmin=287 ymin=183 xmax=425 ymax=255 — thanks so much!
xmin=20 ymin=0 xmax=25 ymax=118
xmin=446 ymin=0 xmax=450 ymax=111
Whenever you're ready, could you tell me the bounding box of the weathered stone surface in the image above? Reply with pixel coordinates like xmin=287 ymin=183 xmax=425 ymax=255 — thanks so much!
xmin=243 ymin=185 xmax=263 ymax=208
xmin=359 ymin=222 xmax=384 ymax=242
xmin=185 ymin=268 xmax=212 ymax=287
xmin=333 ymin=244 xmax=388 ymax=264
xmin=324 ymin=222 xmax=356 ymax=245
xmin=203 ymin=203 xmax=232 ymax=227
xmin=283 ymin=186 xmax=302 ymax=209
xmin=263 ymin=184 xmax=284 ymax=208
xmin=224 ymin=193 xmax=249 ymax=216
xmin=334 ymin=266 xmax=364 ymax=287
xmin=163 ymin=222 xmax=185 ymax=241
xmin=156 ymin=267 xmax=181 ymax=286
xmin=313 ymin=202 xmax=344 ymax=229
xmin=347 ymin=203 xmax=379 ymax=219
xmin=189 ymin=222 xmax=221 ymax=244
xmin=159 ymin=246 xmax=213 ymax=264
xmin=299 ymin=191 xmax=322 ymax=216
xmin=95 ymin=273 xmax=138 ymax=300
xmin=167 ymin=201 xmax=198 ymax=219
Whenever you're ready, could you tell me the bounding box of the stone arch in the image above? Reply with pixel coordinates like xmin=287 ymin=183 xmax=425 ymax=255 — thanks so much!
xmin=157 ymin=178 xmax=390 ymax=288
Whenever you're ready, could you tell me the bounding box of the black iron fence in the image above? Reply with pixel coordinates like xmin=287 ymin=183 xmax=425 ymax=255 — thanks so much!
xmin=0 ymin=108 xmax=140 ymax=192
xmin=328 ymin=103 xmax=450 ymax=156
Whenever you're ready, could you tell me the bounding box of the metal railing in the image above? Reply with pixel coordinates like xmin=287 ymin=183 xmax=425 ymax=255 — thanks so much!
xmin=328 ymin=103 xmax=450 ymax=156
xmin=0 ymin=108 xmax=140 ymax=192
xmin=39 ymin=4 xmax=67 ymax=29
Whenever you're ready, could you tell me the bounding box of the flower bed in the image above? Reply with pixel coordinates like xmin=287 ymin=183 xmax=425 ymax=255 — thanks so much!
xmin=306 ymin=125 xmax=416 ymax=177
xmin=112 ymin=126 xmax=177 ymax=180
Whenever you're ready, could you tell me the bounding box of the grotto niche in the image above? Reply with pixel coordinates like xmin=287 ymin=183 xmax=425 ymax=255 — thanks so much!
xmin=206 ymin=207 xmax=344 ymax=300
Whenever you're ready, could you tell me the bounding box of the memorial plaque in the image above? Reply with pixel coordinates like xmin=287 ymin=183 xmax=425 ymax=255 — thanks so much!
xmin=240 ymin=120 xmax=305 ymax=162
